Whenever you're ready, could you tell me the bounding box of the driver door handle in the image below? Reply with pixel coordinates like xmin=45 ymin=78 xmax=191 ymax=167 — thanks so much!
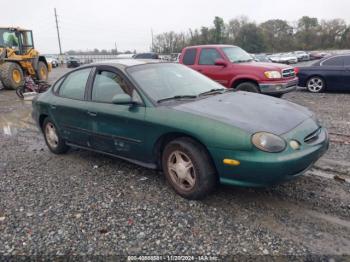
xmin=87 ymin=111 xmax=97 ymax=117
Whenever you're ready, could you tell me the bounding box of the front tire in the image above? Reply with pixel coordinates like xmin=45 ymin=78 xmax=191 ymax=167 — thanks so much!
xmin=235 ymin=82 xmax=260 ymax=93
xmin=42 ymin=118 xmax=69 ymax=154
xmin=162 ymin=137 xmax=217 ymax=200
xmin=307 ymin=76 xmax=325 ymax=93
xmin=0 ymin=62 xmax=24 ymax=89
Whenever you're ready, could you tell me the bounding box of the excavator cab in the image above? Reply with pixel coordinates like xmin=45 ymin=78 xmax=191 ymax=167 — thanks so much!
xmin=0 ymin=28 xmax=34 ymax=54
xmin=0 ymin=27 xmax=50 ymax=90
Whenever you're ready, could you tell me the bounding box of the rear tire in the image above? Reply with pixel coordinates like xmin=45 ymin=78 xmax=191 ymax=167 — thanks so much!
xmin=235 ymin=82 xmax=260 ymax=93
xmin=162 ymin=137 xmax=217 ymax=200
xmin=37 ymin=61 xmax=48 ymax=81
xmin=42 ymin=118 xmax=69 ymax=154
xmin=0 ymin=62 xmax=24 ymax=89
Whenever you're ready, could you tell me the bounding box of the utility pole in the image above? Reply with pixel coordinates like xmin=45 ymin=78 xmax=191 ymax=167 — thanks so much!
xmin=115 ymin=42 xmax=118 ymax=54
xmin=54 ymin=8 xmax=62 ymax=55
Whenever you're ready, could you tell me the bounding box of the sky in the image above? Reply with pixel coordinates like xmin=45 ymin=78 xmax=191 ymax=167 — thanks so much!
xmin=2 ymin=0 xmax=350 ymax=54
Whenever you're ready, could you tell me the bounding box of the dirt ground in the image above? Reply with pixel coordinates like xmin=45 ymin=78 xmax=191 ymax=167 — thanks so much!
xmin=0 ymin=66 xmax=350 ymax=258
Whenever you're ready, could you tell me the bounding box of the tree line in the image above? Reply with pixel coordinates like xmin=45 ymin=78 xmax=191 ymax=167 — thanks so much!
xmin=65 ymin=49 xmax=136 ymax=55
xmin=151 ymin=16 xmax=350 ymax=54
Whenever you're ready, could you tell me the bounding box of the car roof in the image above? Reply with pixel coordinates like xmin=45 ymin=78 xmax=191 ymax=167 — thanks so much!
xmin=184 ymin=44 xmax=237 ymax=49
xmin=135 ymin=52 xmax=157 ymax=55
xmin=317 ymin=53 xmax=350 ymax=63
xmin=89 ymin=59 xmax=162 ymax=69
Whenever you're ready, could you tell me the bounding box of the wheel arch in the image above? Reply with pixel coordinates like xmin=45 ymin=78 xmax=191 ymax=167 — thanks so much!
xmin=153 ymin=132 xmax=217 ymax=172
xmin=306 ymin=75 xmax=327 ymax=90
xmin=39 ymin=114 xmax=49 ymax=130
xmin=231 ymin=78 xmax=260 ymax=89
xmin=0 ymin=60 xmax=23 ymax=71
xmin=38 ymin=56 xmax=49 ymax=68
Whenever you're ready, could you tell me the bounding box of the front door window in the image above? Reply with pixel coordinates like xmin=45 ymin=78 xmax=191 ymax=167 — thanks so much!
xmin=199 ymin=48 xmax=222 ymax=65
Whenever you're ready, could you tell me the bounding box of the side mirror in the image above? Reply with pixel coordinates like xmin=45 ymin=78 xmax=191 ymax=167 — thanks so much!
xmin=214 ymin=59 xmax=228 ymax=67
xmin=112 ymin=94 xmax=132 ymax=105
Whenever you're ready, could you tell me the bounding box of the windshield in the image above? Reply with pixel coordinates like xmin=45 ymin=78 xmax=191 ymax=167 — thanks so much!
xmin=256 ymin=55 xmax=270 ymax=62
xmin=127 ymin=63 xmax=225 ymax=102
xmin=222 ymin=46 xmax=253 ymax=63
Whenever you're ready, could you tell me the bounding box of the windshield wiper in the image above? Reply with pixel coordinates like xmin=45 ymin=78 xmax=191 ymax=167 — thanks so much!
xmin=157 ymin=95 xmax=197 ymax=103
xmin=199 ymin=88 xmax=226 ymax=97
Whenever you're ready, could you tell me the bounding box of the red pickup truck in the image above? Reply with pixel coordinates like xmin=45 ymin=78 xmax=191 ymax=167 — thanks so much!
xmin=179 ymin=45 xmax=298 ymax=96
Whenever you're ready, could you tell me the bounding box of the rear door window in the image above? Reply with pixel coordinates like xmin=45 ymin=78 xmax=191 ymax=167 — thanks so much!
xmin=322 ymin=56 xmax=344 ymax=67
xmin=58 ymin=68 xmax=91 ymax=100
xmin=199 ymin=48 xmax=222 ymax=65
xmin=182 ymin=48 xmax=197 ymax=65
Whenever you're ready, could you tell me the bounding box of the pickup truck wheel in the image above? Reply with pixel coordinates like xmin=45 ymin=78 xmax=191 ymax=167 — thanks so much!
xmin=235 ymin=82 xmax=260 ymax=93
xmin=162 ymin=137 xmax=217 ymax=200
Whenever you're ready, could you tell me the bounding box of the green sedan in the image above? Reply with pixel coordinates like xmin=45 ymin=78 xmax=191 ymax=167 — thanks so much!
xmin=32 ymin=60 xmax=329 ymax=199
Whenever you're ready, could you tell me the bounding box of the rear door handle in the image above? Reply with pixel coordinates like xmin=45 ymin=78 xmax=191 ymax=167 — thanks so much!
xmin=50 ymin=105 xmax=56 ymax=109
xmin=197 ymin=69 xmax=203 ymax=72
xmin=87 ymin=111 xmax=97 ymax=117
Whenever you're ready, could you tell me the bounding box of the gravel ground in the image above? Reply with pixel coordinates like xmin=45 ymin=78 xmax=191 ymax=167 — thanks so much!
xmin=0 ymin=66 xmax=350 ymax=258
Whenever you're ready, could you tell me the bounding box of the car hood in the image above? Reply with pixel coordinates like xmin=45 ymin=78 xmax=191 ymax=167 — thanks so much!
xmin=241 ymin=61 xmax=291 ymax=71
xmin=172 ymin=92 xmax=313 ymax=135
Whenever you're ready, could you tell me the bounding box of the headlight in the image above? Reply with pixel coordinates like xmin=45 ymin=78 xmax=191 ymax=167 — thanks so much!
xmin=252 ymin=132 xmax=286 ymax=153
xmin=264 ymin=71 xmax=282 ymax=79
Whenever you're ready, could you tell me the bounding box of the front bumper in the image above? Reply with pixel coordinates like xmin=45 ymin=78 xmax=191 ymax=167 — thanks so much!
xmin=208 ymin=123 xmax=329 ymax=187
xmin=259 ymin=77 xmax=298 ymax=95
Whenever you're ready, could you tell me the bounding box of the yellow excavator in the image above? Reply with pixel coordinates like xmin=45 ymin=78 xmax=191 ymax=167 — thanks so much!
xmin=0 ymin=27 xmax=51 ymax=90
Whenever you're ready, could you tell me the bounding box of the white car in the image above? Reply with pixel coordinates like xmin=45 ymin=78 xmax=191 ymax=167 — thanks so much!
xmin=115 ymin=54 xmax=135 ymax=59
xmin=269 ymin=53 xmax=298 ymax=64
xmin=293 ymin=51 xmax=310 ymax=61
xmin=46 ymin=57 xmax=59 ymax=68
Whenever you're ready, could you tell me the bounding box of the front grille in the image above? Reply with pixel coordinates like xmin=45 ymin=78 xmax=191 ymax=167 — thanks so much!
xmin=282 ymin=68 xmax=295 ymax=78
xmin=304 ymin=128 xmax=321 ymax=144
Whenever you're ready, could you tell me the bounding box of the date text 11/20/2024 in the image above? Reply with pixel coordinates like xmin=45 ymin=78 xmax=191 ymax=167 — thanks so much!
xmin=127 ymin=255 xmax=219 ymax=261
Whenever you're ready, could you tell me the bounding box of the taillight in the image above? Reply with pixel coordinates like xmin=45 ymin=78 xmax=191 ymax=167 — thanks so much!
xmin=294 ymin=67 xmax=299 ymax=75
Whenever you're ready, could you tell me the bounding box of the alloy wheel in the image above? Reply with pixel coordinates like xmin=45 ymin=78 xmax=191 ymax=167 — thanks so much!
xmin=307 ymin=77 xmax=324 ymax=93
xmin=45 ymin=122 xmax=59 ymax=149
xmin=167 ymin=150 xmax=196 ymax=191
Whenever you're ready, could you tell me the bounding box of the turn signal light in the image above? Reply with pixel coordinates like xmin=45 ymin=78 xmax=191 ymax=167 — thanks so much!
xmin=223 ymin=159 xmax=241 ymax=166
